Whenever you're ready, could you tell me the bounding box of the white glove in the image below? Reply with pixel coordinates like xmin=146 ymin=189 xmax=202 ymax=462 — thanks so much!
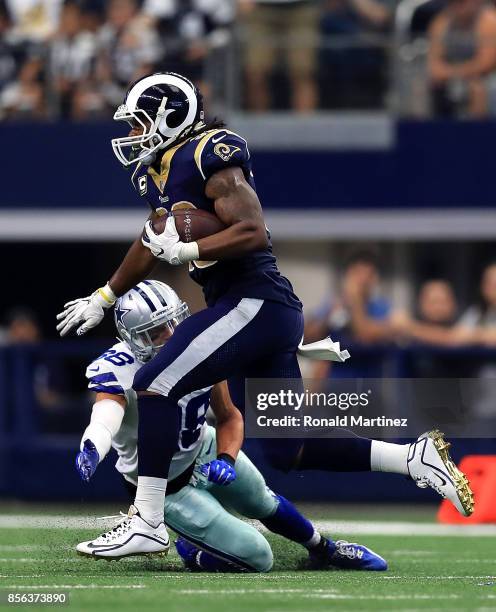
xmin=142 ymin=216 xmax=199 ymax=265
xmin=56 ymin=283 xmax=117 ymax=337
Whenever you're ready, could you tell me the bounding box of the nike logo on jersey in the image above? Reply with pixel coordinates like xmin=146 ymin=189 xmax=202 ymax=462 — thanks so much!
xmin=88 ymin=366 xmax=100 ymax=372
xmin=211 ymin=133 xmax=225 ymax=144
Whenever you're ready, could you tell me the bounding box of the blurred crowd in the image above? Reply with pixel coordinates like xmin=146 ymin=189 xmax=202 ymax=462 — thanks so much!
xmin=0 ymin=0 xmax=235 ymax=120
xmin=0 ymin=308 xmax=92 ymax=433
xmin=304 ymin=249 xmax=496 ymax=381
xmin=3 ymin=247 xmax=496 ymax=431
xmin=2 ymin=0 xmax=496 ymax=118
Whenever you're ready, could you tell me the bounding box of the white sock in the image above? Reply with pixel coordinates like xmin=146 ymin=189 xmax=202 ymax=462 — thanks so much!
xmin=80 ymin=399 xmax=124 ymax=461
xmin=134 ymin=476 xmax=167 ymax=526
xmin=303 ymin=531 xmax=322 ymax=549
xmin=370 ymin=440 xmax=409 ymax=475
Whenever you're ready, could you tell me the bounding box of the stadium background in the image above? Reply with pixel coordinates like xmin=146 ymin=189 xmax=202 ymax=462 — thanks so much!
xmin=1 ymin=0 xmax=496 ymax=507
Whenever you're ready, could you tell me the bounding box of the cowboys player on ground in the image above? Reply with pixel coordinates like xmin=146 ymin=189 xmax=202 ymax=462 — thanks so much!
xmin=75 ymin=280 xmax=387 ymax=571
xmin=57 ymin=72 xmax=473 ymax=559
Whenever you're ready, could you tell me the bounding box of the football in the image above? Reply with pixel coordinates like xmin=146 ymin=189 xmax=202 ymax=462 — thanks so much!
xmin=151 ymin=204 xmax=226 ymax=243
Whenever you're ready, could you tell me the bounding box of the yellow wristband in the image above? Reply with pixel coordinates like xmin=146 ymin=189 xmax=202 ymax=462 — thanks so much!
xmin=98 ymin=283 xmax=117 ymax=305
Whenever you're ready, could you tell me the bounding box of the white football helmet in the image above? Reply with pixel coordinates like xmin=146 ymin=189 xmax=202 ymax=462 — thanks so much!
xmin=114 ymin=280 xmax=190 ymax=362
xmin=111 ymin=72 xmax=204 ymax=167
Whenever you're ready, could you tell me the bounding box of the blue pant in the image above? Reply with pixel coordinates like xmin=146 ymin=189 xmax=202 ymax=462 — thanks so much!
xmin=132 ymin=297 xmax=305 ymax=477
xmin=133 ymin=295 xmax=372 ymax=478
xmin=133 ymin=296 xmax=304 ymax=400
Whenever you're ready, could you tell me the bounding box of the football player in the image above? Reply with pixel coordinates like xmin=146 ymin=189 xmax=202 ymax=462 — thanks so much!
xmin=76 ymin=280 xmax=387 ymax=571
xmin=57 ymin=73 xmax=473 ymax=558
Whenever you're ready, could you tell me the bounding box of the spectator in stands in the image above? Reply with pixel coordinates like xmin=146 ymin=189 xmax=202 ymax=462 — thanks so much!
xmin=428 ymin=0 xmax=496 ymax=117
xmin=1 ymin=307 xmax=82 ymax=431
xmin=240 ymin=0 xmax=318 ymax=112
xmin=391 ymin=282 xmax=467 ymax=346
xmin=459 ymin=262 xmax=496 ymax=328
xmin=0 ymin=5 xmax=18 ymax=93
xmin=3 ymin=307 xmax=41 ymax=344
xmin=142 ymin=0 xmax=234 ymax=108
xmin=49 ymin=2 xmax=98 ymax=118
xmin=78 ymin=0 xmax=106 ymax=32
xmin=391 ymin=279 xmax=463 ymax=377
xmin=97 ymin=0 xmax=161 ymax=108
xmin=393 ymin=267 xmax=496 ymax=346
xmin=4 ymin=0 xmax=63 ymax=43
xmin=0 ymin=52 xmax=45 ymax=118
xmin=320 ymin=0 xmax=396 ymax=108
xmin=461 ymin=262 xmax=496 ymax=418
xmin=305 ymin=247 xmax=392 ymax=344
xmin=418 ymin=279 xmax=458 ymax=326
xmin=0 ymin=2 xmax=46 ymax=119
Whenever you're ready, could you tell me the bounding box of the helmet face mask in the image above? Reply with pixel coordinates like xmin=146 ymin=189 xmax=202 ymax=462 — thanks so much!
xmin=114 ymin=282 xmax=190 ymax=362
xmin=111 ymin=105 xmax=164 ymax=167
xmin=111 ymin=72 xmax=204 ymax=167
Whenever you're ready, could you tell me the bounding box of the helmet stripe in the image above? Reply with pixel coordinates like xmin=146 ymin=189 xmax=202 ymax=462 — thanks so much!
xmin=139 ymin=282 xmax=166 ymax=310
xmin=133 ymin=286 xmax=157 ymax=313
xmin=143 ymin=280 xmax=168 ymax=307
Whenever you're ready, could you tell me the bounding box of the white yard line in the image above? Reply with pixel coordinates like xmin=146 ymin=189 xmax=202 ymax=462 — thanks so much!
xmin=300 ymin=594 xmax=464 ymax=600
xmin=0 ymin=546 xmax=50 ymax=552
xmin=174 ymin=589 xmax=488 ymax=601
xmin=0 ymin=558 xmax=80 ymax=563
xmin=0 ymin=575 xmax=42 ymax=579
xmin=2 ymin=515 xmax=496 ymax=536
xmin=1 ymin=585 xmax=146 ymax=590
xmin=0 ymin=516 xmax=112 ymax=529
xmin=382 ymin=575 xmax=495 ymax=580
xmin=307 ymin=520 xmax=496 ymax=537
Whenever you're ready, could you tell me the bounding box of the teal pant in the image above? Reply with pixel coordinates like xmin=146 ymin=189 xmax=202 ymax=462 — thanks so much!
xmin=164 ymin=426 xmax=277 ymax=572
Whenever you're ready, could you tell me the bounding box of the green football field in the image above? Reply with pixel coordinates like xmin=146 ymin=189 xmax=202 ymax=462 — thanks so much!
xmin=0 ymin=504 xmax=495 ymax=612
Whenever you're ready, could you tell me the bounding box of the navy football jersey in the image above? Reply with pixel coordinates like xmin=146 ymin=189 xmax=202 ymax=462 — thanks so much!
xmin=131 ymin=128 xmax=302 ymax=310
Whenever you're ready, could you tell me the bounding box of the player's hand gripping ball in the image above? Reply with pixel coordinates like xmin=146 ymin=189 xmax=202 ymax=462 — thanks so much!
xmin=142 ymin=207 xmax=226 ymax=265
xmin=200 ymin=458 xmax=236 ymax=486
xmin=142 ymin=215 xmax=186 ymax=265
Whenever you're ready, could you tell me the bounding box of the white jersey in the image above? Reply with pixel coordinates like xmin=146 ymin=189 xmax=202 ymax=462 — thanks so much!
xmin=85 ymin=341 xmax=210 ymax=484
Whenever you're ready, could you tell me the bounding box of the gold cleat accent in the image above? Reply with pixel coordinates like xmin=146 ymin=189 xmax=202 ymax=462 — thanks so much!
xmin=427 ymin=429 xmax=475 ymax=516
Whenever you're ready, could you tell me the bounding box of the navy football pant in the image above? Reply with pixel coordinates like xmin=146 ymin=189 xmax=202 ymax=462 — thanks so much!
xmin=133 ymin=296 xmax=304 ymax=478
xmin=133 ymin=295 xmax=372 ymax=477
xmin=134 ymin=296 xmax=304 ymax=400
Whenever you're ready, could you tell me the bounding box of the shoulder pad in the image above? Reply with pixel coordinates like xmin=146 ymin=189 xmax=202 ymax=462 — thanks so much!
xmin=194 ymin=130 xmax=250 ymax=181
xmin=85 ymin=342 xmax=138 ymax=395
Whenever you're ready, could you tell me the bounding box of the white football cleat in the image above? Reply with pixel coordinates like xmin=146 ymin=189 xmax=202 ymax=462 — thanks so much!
xmin=407 ymin=429 xmax=474 ymax=517
xmin=76 ymin=505 xmax=170 ymax=559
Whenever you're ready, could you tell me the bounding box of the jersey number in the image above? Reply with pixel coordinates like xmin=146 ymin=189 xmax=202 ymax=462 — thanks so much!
xmin=100 ymin=349 xmax=135 ymax=367
xmin=180 ymin=392 xmax=209 ymax=449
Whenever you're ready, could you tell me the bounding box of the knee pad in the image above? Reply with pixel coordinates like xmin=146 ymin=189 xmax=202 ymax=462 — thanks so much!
xmin=239 ymin=533 xmax=273 ymax=573
xmin=166 ymin=489 xmax=221 ymax=539
xmin=233 ymin=485 xmax=278 ymax=521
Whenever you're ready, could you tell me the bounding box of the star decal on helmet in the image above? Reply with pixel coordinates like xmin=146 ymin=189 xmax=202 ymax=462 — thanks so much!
xmin=115 ymin=304 xmax=132 ymax=325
